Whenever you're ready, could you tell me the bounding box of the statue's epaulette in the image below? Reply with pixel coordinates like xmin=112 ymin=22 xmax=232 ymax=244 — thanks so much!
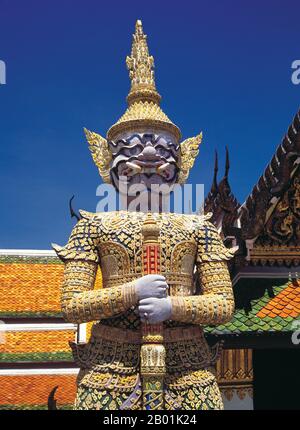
xmin=79 ymin=209 xmax=96 ymax=220
xmin=197 ymin=219 xmax=236 ymax=263
xmin=188 ymin=212 xmax=212 ymax=225
xmin=52 ymin=243 xmax=99 ymax=263
xmin=52 ymin=215 xmax=99 ymax=263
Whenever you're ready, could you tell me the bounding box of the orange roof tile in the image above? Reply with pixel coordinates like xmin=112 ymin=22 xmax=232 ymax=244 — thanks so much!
xmin=0 ymin=262 xmax=102 ymax=315
xmin=0 ymin=330 xmax=75 ymax=354
xmin=0 ymin=374 xmax=76 ymax=406
xmin=0 ymin=263 xmax=63 ymax=314
xmin=256 ymin=283 xmax=300 ymax=319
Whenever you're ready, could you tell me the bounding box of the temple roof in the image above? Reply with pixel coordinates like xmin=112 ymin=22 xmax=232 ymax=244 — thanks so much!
xmin=239 ymin=109 xmax=300 ymax=241
xmin=0 ymin=252 xmax=101 ymax=318
xmin=206 ymin=278 xmax=300 ymax=335
xmin=204 ymin=147 xmax=240 ymax=238
xmin=0 ymin=251 xmax=102 ymax=369
xmin=204 ymin=108 xmax=300 ymax=270
xmin=0 ymin=255 xmax=63 ymax=318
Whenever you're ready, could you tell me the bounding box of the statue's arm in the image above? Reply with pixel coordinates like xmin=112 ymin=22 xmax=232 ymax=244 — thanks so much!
xmin=170 ymin=260 xmax=234 ymax=325
xmin=170 ymin=219 xmax=235 ymax=325
xmin=53 ymin=217 xmax=137 ymax=324
xmin=60 ymin=260 xmax=136 ymax=324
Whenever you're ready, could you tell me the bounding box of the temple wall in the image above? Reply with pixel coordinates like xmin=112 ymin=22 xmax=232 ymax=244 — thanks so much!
xmin=216 ymin=348 xmax=254 ymax=410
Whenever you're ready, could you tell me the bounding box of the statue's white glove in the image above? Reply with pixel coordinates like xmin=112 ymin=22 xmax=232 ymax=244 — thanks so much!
xmin=138 ymin=297 xmax=172 ymax=324
xmin=135 ymin=274 xmax=168 ymax=300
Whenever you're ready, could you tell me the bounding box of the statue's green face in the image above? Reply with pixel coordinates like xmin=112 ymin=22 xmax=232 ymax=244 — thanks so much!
xmin=108 ymin=133 xmax=181 ymax=191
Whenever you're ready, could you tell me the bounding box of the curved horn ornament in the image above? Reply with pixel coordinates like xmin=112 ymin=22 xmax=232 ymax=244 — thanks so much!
xmin=84 ymin=128 xmax=112 ymax=183
xmin=178 ymin=132 xmax=203 ymax=184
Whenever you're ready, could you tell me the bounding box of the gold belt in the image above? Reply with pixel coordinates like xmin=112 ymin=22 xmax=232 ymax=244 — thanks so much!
xmin=92 ymin=323 xmax=204 ymax=345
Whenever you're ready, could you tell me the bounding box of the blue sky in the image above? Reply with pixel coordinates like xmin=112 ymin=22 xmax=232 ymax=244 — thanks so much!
xmin=0 ymin=0 xmax=299 ymax=248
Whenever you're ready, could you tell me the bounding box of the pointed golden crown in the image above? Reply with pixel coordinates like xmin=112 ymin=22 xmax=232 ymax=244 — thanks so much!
xmin=107 ymin=20 xmax=181 ymax=142
xmin=126 ymin=19 xmax=161 ymax=106
xmin=85 ymin=20 xmax=202 ymax=184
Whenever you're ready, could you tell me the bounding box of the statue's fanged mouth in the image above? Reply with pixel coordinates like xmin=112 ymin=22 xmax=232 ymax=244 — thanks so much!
xmin=122 ymin=161 xmax=174 ymax=180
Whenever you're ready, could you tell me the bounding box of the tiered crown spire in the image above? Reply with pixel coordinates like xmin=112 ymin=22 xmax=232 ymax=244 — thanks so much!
xmin=107 ymin=20 xmax=181 ymax=142
xmin=126 ymin=20 xmax=161 ymax=106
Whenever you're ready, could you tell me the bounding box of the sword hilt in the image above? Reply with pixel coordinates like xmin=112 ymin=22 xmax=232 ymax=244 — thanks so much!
xmin=140 ymin=213 xmax=165 ymax=410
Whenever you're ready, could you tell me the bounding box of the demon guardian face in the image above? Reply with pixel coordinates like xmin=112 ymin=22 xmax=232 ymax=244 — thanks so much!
xmin=109 ymin=133 xmax=181 ymax=192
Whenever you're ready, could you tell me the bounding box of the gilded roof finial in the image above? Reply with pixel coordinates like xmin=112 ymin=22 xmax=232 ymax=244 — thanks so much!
xmin=126 ymin=20 xmax=161 ymax=106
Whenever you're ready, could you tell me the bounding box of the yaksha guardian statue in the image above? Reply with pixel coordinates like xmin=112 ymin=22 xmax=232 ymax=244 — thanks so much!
xmin=53 ymin=20 xmax=235 ymax=410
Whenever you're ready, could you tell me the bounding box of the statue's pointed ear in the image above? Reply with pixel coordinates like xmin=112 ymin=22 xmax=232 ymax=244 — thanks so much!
xmin=178 ymin=132 xmax=203 ymax=184
xmin=84 ymin=128 xmax=112 ymax=184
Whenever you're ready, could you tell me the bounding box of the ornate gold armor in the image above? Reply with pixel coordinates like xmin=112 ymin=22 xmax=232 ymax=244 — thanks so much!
xmin=54 ymin=211 xmax=234 ymax=410
xmin=53 ymin=20 xmax=235 ymax=410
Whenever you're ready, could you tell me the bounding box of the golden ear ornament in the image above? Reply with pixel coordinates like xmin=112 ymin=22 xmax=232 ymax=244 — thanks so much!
xmin=84 ymin=127 xmax=112 ymax=184
xmin=178 ymin=132 xmax=203 ymax=184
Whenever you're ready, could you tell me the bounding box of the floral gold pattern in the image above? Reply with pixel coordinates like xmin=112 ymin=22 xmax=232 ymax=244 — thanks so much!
xmin=54 ymin=210 xmax=235 ymax=410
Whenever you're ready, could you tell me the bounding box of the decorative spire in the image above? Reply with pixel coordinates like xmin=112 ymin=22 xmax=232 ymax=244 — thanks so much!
xmin=204 ymin=147 xmax=240 ymax=235
xmin=126 ymin=20 xmax=161 ymax=106
xmin=211 ymin=150 xmax=219 ymax=195
xmin=107 ymin=20 xmax=181 ymax=142
xmin=224 ymin=145 xmax=230 ymax=179
xmin=204 ymin=150 xmax=219 ymax=214
xmin=219 ymin=146 xmax=231 ymax=193
xmin=217 ymin=146 xmax=240 ymax=236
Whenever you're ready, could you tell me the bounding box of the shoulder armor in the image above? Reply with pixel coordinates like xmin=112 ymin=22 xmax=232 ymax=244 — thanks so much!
xmin=79 ymin=209 xmax=96 ymax=220
xmin=52 ymin=216 xmax=99 ymax=263
xmin=52 ymin=243 xmax=99 ymax=263
xmin=197 ymin=219 xmax=236 ymax=263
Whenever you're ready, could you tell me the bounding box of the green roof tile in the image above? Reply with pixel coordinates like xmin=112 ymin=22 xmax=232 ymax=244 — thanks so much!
xmin=204 ymin=280 xmax=300 ymax=335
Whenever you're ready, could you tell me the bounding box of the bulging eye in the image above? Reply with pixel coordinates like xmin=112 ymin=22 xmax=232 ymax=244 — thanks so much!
xmin=122 ymin=145 xmax=143 ymax=157
xmin=156 ymin=146 xmax=170 ymax=158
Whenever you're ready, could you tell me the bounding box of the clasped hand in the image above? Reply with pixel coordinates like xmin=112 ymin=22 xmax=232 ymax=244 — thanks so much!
xmin=135 ymin=274 xmax=172 ymax=324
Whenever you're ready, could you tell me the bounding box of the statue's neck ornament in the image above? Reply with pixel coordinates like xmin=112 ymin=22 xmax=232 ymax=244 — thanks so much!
xmin=84 ymin=20 xmax=202 ymax=188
